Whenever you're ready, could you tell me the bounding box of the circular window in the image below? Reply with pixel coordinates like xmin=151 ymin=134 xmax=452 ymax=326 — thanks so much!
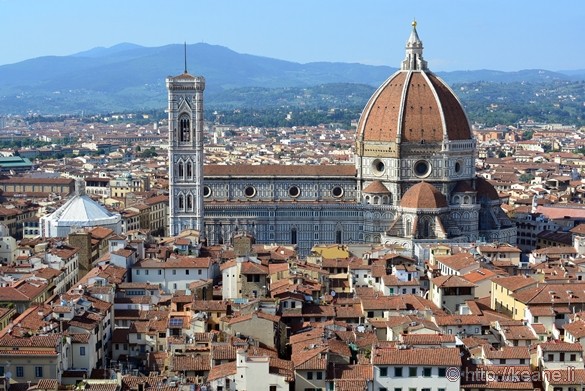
xmin=288 ymin=186 xmax=300 ymax=198
xmin=455 ymin=161 xmax=462 ymax=174
xmin=203 ymin=186 xmax=212 ymax=198
xmin=244 ymin=186 xmax=256 ymax=198
xmin=414 ymin=160 xmax=431 ymax=177
xmin=372 ymin=159 xmax=385 ymax=174
xmin=332 ymin=186 xmax=344 ymax=198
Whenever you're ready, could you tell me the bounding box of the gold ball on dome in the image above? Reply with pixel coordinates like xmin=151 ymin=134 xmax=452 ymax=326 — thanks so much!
xmin=412 ymin=20 xmax=417 ymax=27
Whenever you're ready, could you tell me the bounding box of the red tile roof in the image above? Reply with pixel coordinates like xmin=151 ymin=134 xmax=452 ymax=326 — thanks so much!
xmin=372 ymin=346 xmax=461 ymax=366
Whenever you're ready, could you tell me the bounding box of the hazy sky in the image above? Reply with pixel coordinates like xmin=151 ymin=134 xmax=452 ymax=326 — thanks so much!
xmin=1 ymin=0 xmax=583 ymax=71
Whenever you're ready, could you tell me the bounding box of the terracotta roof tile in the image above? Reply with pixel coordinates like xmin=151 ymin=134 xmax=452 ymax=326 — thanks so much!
xmin=372 ymin=346 xmax=461 ymax=366
xmin=401 ymin=182 xmax=448 ymax=209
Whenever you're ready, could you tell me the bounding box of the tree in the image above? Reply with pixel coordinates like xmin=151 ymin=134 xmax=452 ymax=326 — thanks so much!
xmin=140 ymin=147 xmax=158 ymax=158
xmin=519 ymin=173 xmax=534 ymax=183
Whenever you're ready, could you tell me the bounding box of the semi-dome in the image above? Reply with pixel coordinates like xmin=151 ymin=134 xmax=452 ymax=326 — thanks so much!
xmin=356 ymin=22 xmax=471 ymax=146
xmin=475 ymin=176 xmax=500 ymax=201
xmin=401 ymin=182 xmax=448 ymax=209
xmin=362 ymin=180 xmax=391 ymax=194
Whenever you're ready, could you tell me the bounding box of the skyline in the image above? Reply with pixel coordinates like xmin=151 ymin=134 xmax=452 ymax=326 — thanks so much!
xmin=1 ymin=0 xmax=584 ymax=72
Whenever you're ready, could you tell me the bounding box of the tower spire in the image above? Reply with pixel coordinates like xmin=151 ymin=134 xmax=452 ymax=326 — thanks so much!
xmin=184 ymin=42 xmax=188 ymax=74
xmin=401 ymin=19 xmax=428 ymax=71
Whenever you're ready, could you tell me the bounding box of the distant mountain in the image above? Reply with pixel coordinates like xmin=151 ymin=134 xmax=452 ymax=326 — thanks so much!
xmin=438 ymin=69 xmax=575 ymax=84
xmin=0 ymin=42 xmax=582 ymax=115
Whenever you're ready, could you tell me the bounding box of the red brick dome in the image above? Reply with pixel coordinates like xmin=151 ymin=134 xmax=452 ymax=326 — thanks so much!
xmin=356 ymin=23 xmax=471 ymax=146
xmin=401 ymin=182 xmax=448 ymax=209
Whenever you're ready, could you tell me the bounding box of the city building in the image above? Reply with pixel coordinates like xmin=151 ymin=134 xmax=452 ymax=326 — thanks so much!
xmin=40 ymin=183 xmax=121 ymax=238
xmin=168 ymin=22 xmax=516 ymax=257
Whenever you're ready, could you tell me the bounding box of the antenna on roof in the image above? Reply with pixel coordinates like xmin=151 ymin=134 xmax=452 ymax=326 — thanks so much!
xmin=184 ymin=42 xmax=188 ymax=74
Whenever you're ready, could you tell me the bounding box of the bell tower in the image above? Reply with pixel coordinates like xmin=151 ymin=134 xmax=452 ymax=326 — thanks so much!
xmin=167 ymin=52 xmax=206 ymax=237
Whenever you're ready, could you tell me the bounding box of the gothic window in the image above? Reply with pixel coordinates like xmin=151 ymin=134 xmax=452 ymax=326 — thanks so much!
xmin=421 ymin=217 xmax=431 ymax=238
xmin=178 ymin=161 xmax=184 ymax=179
xmin=186 ymin=194 xmax=193 ymax=210
xmin=186 ymin=161 xmax=192 ymax=178
xmin=405 ymin=217 xmax=412 ymax=236
xmin=291 ymin=227 xmax=297 ymax=245
xmin=336 ymin=229 xmax=342 ymax=244
xmin=179 ymin=114 xmax=190 ymax=142
xmin=178 ymin=194 xmax=184 ymax=210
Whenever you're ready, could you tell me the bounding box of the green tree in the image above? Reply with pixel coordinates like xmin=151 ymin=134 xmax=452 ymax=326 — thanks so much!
xmin=519 ymin=173 xmax=534 ymax=183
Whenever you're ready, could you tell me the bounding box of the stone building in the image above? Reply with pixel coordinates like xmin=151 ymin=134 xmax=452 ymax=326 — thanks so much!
xmin=168 ymin=22 xmax=516 ymax=257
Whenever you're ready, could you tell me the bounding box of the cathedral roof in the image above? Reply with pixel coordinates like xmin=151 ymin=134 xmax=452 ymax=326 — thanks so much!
xmin=169 ymin=72 xmax=196 ymax=81
xmin=475 ymin=176 xmax=500 ymax=201
xmin=452 ymin=180 xmax=475 ymax=193
xmin=400 ymin=182 xmax=448 ymax=209
xmin=204 ymin=164 xmax=356 ymax=177
xmin=362 ymin=181 xmax=391 ymax=194
xmin=356 ymin=22 xmax=471 ymax=146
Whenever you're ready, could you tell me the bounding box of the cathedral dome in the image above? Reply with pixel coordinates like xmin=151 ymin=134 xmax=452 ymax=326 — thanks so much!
xmin=401 ymin=182 xmax=448 ymax=209
xmin=356 ymin=22 xmax=471 ymax=145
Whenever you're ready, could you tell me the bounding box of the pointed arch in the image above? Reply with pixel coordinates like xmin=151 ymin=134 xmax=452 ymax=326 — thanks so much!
xmin=186 ymin=194 xmax=193 ymax=210
xmin=178 ymin=158 xmax=184 ymax=179
xmin=178 ymin=194 xmax=184 ymax=210
xmin=179 ymin=113 xmax=191 ymax=142
xmin=335 ymin=222 xmax=343 ymax=244
xmin=420 ymin=216 xmax=432 ymax=238
xmin=404 ymin=217 xmax=412 ymax=236
xmin=186 ymin=160 xmax=193 ymax=179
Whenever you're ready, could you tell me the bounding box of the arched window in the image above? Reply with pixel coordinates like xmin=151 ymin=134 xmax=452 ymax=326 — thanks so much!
xmin=336 ymin=229 xmax=342 ymax=244
xmin=422 ymin=217 xmax=431 ymax=238
xmin=178 ymin=162 xmax=184 ymax=179
xmin=186 ymin=161 xmax=192 ymax=178
xmin=178 ymin=194 xmax=184 ymax=210
xmin=405 ymin=217 xmax=412 ymax=236
xmin=179 ymin=114 xmax=190 ymax=142
xmin=187 ymin=194 xmax=193 ymax=210
xmin=291 ymin=227 xmax=297 ymax=245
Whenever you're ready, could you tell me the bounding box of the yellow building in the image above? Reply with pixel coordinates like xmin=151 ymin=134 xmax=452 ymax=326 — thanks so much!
xmin=109 ymin=172 xmax=150 ymax=199
xmin=490 ymin=275 xmax=538 ymax=319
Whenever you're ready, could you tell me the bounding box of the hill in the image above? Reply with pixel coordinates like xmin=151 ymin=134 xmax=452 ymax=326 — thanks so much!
xmin=0 ymin=42 xmax=583 ymax=117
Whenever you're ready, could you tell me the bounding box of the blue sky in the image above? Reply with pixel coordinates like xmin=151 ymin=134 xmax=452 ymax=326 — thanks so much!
xmin=1 ymin=0 xmax=583 ymax=71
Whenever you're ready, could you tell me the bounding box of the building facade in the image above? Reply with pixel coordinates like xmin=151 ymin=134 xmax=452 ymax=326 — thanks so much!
xmin=167 ymin=66 xmax=206 ymax=236
xmin=167 ymin=22 xmax=517 ymax=257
